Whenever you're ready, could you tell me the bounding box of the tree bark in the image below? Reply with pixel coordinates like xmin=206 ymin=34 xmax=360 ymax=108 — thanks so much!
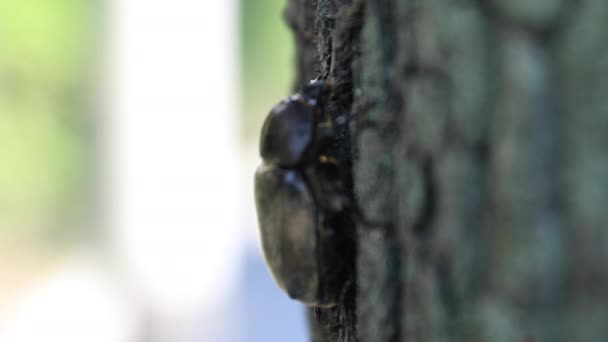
xmin=285 ymin=0 xmax=608 ymax=341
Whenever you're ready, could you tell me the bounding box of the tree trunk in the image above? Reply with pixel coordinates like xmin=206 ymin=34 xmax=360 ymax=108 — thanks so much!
xmin=285 ymin=0 xmax=608 ymax=341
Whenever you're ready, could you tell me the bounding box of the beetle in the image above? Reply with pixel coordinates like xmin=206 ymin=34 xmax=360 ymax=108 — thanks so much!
xmin=254 ymin=80 xmax=352 ymax=307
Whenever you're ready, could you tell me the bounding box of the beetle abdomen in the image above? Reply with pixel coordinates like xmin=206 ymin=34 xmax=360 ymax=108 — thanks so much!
xmin=254 ymin=164 xmax=323 ymax=305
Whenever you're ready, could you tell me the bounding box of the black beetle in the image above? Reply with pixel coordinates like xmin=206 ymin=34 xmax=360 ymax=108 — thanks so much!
xmin=254 ymin=80 xmax=351 ymax=307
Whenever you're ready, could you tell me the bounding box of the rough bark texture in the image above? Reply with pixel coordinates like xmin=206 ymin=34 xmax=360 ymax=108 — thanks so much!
xmin=285 ymin=0 xmax=608 ymax=341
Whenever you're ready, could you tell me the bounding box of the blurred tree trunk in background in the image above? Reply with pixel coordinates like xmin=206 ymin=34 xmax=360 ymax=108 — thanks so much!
xmin=286 ymin=0 xmax=608 ymax=341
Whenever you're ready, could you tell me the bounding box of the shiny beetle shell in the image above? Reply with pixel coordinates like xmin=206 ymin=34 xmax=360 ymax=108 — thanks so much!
xmin=254 ymin=165 xmax=322 ymax=305
xmin=254 ymin=80 xmax=344 ymax=308
xmin=259 ymin=80 xmax=329 ymax=168
xmin=259 ymin=95 xmax=316 ymax=167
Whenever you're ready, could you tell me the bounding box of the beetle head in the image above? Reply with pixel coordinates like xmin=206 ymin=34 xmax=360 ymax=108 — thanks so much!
xmin=301 ymin=79 xmax=330 ymax=106
xmin=260 ymin=97 xmax=316 ymax=168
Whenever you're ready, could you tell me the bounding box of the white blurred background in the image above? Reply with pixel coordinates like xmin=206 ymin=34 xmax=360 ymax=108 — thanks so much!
xmin=0 ymin=0 xmax=307 ymax=341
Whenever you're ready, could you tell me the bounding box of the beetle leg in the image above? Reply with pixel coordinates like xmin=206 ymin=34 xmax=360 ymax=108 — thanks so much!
xmin=316 ymin=122 xmax=335 ymax=149
xmin=303 ymin=165 xmax=348 ymax=214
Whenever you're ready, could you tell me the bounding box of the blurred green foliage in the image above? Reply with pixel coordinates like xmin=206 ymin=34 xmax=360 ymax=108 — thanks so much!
xmin=0 ymin=0 xmax=291 ymax=244
xmin=0 ymin=0 xmax=93 ymax=245
xmin=241 ymin=0 xmax=293 ymax=142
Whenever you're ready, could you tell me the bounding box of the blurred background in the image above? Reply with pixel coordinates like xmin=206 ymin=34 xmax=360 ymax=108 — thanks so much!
xmin=0 ymin=0 xmax=307 ymax=341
